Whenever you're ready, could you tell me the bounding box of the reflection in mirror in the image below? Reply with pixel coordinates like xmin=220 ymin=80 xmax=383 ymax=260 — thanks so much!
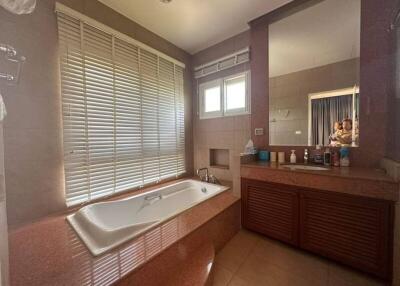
xmin=268 ymin=0 xmax=360 ymax=147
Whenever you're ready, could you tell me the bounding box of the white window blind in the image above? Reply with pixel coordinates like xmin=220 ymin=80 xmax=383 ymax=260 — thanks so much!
xmin=57 ymin=11 xmax=185 ymax=206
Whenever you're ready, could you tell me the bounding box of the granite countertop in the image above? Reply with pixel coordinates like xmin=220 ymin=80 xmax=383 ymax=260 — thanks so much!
xmin=241 ymin=162 xmax=399 ymax=201
xmin=242 ymin=161 xmax=397 ymax=183
xmin=8 ymin=178 xmax=238 ymax=286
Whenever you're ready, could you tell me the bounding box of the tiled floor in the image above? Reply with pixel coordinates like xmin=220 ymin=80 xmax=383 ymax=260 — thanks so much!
xmin=213 ymin=229 xmax=388 ymax=286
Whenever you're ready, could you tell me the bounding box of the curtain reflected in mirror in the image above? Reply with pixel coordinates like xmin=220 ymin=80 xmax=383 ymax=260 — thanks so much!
xmin=310 ymin=87 xmax=359 ymax=147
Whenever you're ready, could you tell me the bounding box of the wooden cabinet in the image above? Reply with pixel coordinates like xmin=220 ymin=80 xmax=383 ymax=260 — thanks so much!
xmin=241 ymin=179 xmax=299 ymax=245
xmin=299 ymin=190 xmax=394 ymax=280
xmin=241 ymin=178 xmax=394 ymax=280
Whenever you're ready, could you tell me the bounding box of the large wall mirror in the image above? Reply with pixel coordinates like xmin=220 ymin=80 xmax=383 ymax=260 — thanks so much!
xmin=268 ymin=0 xmax=360 ymax=147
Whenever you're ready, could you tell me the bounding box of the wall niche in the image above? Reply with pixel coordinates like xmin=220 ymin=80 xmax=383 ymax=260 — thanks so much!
xmin=210 ymin=149 xmax=229 ymax=169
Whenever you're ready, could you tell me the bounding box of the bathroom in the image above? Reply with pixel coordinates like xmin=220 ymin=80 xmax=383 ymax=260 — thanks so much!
xmin=0 ymin=0 xmax=399 ymax=285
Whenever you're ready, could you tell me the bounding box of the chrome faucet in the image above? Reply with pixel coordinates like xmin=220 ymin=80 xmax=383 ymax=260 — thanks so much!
xmin=196 ymin=168 xmax=221 ymax=185
xmin=197 ymin=167 xmax=209 ymax=182
xmin=208 ymin=174 xmax=221 ymax=185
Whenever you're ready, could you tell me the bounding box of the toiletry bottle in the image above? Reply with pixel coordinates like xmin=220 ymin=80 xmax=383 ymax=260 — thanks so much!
xmin=340 ymin=147 xmax=350 ymax=167
xmin=333 ymin=151 xmax=340 ymax=167
xmin=324 ymin=148 xmax=331 ymax=166
xmin=270 ymin=152 xmax=277 ymax=162
xmin=290 ymin=150 xmax=297 ymax=163
xmin=278 ymin=152 xmax=285 ymax=164
xmin=304 ymin=149 xmax=309 ymax=164
xmin=314 ymin=145 xmax=323 ymax=164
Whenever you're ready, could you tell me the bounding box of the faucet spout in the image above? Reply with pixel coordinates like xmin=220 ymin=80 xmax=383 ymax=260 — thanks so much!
xmin=196 ymin=167 xmax=209 ymax=182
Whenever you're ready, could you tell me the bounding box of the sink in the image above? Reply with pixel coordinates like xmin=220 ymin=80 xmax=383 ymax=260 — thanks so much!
xmin=281 ymin=164 xmax=330 ymax=171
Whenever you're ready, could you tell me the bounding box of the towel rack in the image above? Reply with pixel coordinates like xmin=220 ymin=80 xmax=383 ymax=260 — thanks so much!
xmin=0 ymin=43 xmax=25 ymax=84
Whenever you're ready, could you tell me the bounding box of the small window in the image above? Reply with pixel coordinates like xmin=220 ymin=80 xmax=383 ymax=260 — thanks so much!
xmin=199 ymin=72 xmax=250 ymax=119
xmin=199 ymin=79 xmax=223 ymax=118
xmin=205 ymin=86 xmax=221 ymax=112
xmin=225 ymin=74 xmax=247 ymax=114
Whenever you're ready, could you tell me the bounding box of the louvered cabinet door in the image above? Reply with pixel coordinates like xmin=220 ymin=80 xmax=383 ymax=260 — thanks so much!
xmin=299 ymin=191 xmax=394 ymax=280
xmin=241 ymin=179 xmax=299 ymax=245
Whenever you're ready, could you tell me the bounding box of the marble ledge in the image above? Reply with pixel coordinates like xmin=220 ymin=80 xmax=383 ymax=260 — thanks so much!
xmin=8 ymin=179 xmax=240 ymax=286
xmin=241 ymin=161 xmax=399 ymax=201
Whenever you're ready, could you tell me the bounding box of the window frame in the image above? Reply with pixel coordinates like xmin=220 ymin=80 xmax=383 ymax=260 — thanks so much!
xmin=199 ymin=71 xmax=251 ymax=119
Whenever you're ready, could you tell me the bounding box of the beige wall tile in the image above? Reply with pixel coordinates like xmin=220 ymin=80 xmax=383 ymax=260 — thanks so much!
xmin=0 ymin=124 xmax=7 ymax=286
xmin=233 ymin=115 xmax=251 ymax=131
xmin=207 ymin=131 xmax=235 ymax=150
xmin=0 ymin=201 xmax=9 ymax=286
xmin=193 ymin=119 xmax=248 ymax=191
xmin=234 ymin=130 xmax=251 ymax=153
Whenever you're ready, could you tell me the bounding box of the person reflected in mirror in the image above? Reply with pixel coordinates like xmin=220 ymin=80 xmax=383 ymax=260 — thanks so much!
xmin=337 ymin=118 xmax=353 ymax=146
xmin=329 ymin=121 xmax=343 ymax=147
xmin=353 ymin=117 xmax=359 ymax=146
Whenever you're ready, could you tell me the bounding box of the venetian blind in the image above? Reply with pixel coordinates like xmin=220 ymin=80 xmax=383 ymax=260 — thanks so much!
xmin=57 ymin=11 xmax=185 ymax=206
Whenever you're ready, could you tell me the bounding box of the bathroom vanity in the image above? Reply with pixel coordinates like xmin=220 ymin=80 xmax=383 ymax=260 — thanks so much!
xmin=241 ymin=162 xmax=398 ymax=280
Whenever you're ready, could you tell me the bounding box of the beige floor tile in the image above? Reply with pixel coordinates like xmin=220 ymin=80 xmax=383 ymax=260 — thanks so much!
xmin=327 ymin=264 xmax=387 ymax=286
xmin=215 ymin=230 xmax=261 ymax=273
xmin=219 ymin=230 xmax=387 ymax=286
xmin=252 ymin=236 xmax=329 ymax=284
xmin=228 ymin=276 xmax=258 ymax=286
xmin=213 ymin=265 xmax=234 ymax=286
xmin=236 ymin=253 xmax=326 ymax=286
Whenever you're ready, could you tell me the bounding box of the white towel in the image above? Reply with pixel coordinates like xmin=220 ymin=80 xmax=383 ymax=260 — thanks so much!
xmin=0 ymin=0 xmax=36 ymax=15
xmin=0 ymin=95 xmax=6 ymax=122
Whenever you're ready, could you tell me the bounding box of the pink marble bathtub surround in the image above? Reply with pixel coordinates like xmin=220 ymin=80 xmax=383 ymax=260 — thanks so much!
xmin=118 ymin=242 xmax=214 ymax=286
xmin=241 ymin=162 xmax=399 ymax=201
xmin=8 ymin=182 xmax=240 ymax=286
xmin=118 ymin=201 xmax=240 ymax=286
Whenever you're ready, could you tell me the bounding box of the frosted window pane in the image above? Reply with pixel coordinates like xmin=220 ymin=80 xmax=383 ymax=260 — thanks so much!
xmin=226 ymin=79 xmax=245 ymax=110
xmin=205 ymin=86 xmax=221 ymax=112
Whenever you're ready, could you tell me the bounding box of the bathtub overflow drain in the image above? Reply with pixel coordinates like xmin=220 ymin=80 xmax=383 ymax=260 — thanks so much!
xmin=201 ymin=187 xmax=207 ymax=193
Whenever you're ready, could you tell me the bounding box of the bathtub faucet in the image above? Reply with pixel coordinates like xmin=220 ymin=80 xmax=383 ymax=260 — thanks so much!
xmin=196 ymin=167 xmax=209 ymax=182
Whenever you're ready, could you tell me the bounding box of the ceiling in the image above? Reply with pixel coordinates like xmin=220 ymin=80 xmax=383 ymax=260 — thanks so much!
xmin=269 ymin=0 xmax=361 ymax=77
xmin=97 ymin=0 xmax=292 ymax=54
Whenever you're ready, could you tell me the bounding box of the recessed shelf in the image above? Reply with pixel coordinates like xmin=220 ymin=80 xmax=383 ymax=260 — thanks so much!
xmin=210 ymin=149 xmax=229 ymax=170
xmin=210 ymin=164 xmax=229 ymax=170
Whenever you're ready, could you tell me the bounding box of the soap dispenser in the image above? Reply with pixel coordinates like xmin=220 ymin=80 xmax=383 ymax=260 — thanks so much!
xmin=324 ymin=148 xmax=331 ymax=166
xmin=290 ymin=150 xmax=297 ymax=164
xmin=340 ymin=147 xmax=350 ymax=167
xmin=314 ymin=145 xmax=323 ymax=164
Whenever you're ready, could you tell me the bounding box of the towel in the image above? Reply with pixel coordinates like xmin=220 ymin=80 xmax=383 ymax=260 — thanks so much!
xmin=0 ymin=94 xmax=6 ymax=122
xmin=0 ymin=0 xmax=36 ymax=15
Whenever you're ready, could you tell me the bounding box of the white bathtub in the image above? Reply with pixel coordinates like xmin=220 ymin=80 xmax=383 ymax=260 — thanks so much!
xmin=67 ymin=179 xmax=229 ymax=256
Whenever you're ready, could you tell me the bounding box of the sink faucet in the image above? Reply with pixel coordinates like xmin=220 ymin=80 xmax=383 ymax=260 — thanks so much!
xmin=197 ymin=167 xmax=209 ymax=182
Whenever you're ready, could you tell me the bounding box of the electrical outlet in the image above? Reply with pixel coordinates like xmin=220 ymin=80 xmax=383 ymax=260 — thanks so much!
xmin=254 ymin=128 xmax=264 ymax=136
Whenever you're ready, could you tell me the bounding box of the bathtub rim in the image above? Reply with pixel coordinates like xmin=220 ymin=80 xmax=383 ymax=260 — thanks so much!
xmin=66 ymin=179 xmax=230 ymax=256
